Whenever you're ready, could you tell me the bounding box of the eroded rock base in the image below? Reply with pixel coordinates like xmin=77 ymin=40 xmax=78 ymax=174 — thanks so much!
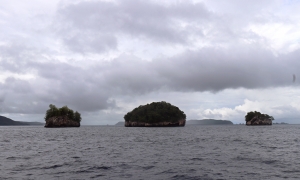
xmin=125 ymin=119 xmax=186 ymax=127
xmin=45 ymin=116 xmax=80 ymax=128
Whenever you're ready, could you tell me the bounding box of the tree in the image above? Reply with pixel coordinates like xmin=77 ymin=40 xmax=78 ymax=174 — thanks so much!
xmin=59 ymin=106 xmax=69 ymax=116
xmin=44 ymin=104 xmax=59 ymax=120
xmin=74 ymin=111 xmax=82 ymax=123
xmin=68 ymin=109 xmax=74 ymax=120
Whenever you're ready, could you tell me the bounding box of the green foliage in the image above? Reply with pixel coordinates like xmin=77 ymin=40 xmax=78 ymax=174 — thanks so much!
xmin=245 ymin=111 xmax=274 ymax=122
xmin=44 ymin=104 xmax=81 ymax=123
xmin=74 ymin=111 xmax=82 ymax=123
xmin=124 ymin=101 xmax=186 ymax=123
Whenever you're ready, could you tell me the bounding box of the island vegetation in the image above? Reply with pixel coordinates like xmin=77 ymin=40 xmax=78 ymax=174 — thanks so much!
xmin=44 ymin=104 xmax=81 ymax=127
xmin=124 ymin=101 xmax=186 ymax=127
xmin=245 ymin=111 xmax=274 ymax=125
xmin=45 ymin=104 xmax=81 ymax=123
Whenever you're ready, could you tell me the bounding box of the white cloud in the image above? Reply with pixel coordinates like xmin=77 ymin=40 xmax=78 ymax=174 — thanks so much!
xmin=189 ymin=87 xmax=300 ymax=124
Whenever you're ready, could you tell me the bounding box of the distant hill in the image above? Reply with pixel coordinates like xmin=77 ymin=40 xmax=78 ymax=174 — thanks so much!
xmin=0 ymin=116 xmax=44 ymax=126
xmin=186 ymin=119 xmax=233 ymax=125
xmin=115 ymin=121 xmax=125 ymax=126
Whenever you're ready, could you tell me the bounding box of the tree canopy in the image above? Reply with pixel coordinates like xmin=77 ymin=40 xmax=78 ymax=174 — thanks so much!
xmin=45 ymin=104 xmax=81 ymax=123
xmin=124 ymin=101 xmax=186 ymax=123
xmin=245 ymin=111 xmax=274 ymax=122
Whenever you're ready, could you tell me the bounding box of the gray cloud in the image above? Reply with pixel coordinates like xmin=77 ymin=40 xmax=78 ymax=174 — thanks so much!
xmin=55 ymin=0 xmax=297 ymax=53
xmin=61 ymin=32 xmax=117 ymax=53
xmin=1 ymin=0 xmax=300 ymax=124
xmin=1 ymin=41 xmax=299 ymax=115
xmin=155 ymin=47 xmax=299 ymax=91
xmin=1 ymin=36 xmax=299 ymax=117
xmin=55 ymin=0 xmax=212 ymax=52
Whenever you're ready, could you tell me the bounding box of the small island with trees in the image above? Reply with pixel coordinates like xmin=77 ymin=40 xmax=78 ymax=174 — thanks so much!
xmin=44 ymin=104 xmax=81 ymax=128
xmin=124 ymin=101 xmax=186 ymax=127
xmin=245 ymin=111 xmax=274 ymax=125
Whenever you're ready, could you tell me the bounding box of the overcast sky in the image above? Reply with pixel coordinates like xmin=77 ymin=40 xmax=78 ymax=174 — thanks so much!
xmin=1 ymin=0 xmax=300 ymax=125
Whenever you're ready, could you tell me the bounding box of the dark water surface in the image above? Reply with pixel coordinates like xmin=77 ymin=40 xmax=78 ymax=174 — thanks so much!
xmin=1 ymin=125 xmax=300 ymax=180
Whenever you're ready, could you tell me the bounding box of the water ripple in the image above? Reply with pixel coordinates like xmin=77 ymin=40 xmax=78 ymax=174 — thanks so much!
xmin=1 ymin=125 xmax=300 ymax=179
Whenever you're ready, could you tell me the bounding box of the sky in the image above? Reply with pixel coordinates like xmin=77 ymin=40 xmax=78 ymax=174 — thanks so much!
xmin=0 ymin=0 xmax=300 ymax=125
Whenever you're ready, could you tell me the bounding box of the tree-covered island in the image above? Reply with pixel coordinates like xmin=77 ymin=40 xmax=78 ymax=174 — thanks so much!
xmin=124 ymin=101 xmax=186 ymax=127
xmin=44 ymin=104 xmax=81 ymax=128
xmin=245 ymin=111 xmax=274 ymax=125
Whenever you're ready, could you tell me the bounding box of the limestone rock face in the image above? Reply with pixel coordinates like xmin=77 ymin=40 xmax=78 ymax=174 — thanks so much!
xmin=45 ymin=116 xmax=80 ymax=128
xmin=125 ymin=119 xmax=186 ymax=127
xmin=246 ymin=116 xmax=272 ymax=126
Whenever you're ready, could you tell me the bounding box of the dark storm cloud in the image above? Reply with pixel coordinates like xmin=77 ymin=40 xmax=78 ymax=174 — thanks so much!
xmin=155 ymin=47 xmax=299 ymax=91
xmin=55 ymin=0 xmax=211 ymax=52
xmin=100 ymin=46 xmax=299 ymax=93
xmin=1 ymin=40 xmax=299 ymax=115
xmin=27 ymin=46 xmax=294 ymax=100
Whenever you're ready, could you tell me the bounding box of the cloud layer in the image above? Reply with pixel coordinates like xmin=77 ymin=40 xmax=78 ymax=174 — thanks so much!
xmin=1 ymin=0 xmax=300 ymax=124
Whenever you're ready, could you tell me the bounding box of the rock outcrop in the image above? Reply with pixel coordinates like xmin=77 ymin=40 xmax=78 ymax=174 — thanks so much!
xmin=45 ymin=116 xmax=80 ymax=128
xmin=125 ymin=119 xmax=186 ymax=127
xmin=246 ymin=116 xmax=272 ymax=126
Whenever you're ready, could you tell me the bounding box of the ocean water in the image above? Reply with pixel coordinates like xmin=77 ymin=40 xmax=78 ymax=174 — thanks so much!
xmin=0 ymin=125 xmax=300 ymax=180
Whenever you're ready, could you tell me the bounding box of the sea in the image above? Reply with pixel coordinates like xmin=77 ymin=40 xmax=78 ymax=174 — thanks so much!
xmin=0 ymin=125 xmax=300 ymax=180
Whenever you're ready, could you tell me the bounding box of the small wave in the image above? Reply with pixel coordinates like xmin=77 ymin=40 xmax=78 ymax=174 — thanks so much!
xmin=42 ymin=164 xmax=64 ymax=169
xmin=190 ymin=157 xmax=203 ymax=161
xmin=75 ymin=170 xmax=93 ymax=173
xmin=172 ymin=174 xmax=213 ymax=180
xmin=89 ymin=166 xmax=111 ymax=170
xmin=117 ymin=163 xmax=131 ymax=170
xmin=188 ymin=169 xmax=196 ymax=172
xmin=282 ymin=170 xmax=300 ymax=173
xmin=90 ymin=174 xmax=105 ymax=179
xmin=6 ymin=156 xmax=16 ymax=160
xmin=263 ymin=160 xmax=277 ymax=164
xmin=75 ymin=165 xmax=112 ymax=174
xmin=269 ymin=146 xmax=277 ymax=149
xmin=141 ymin=166 xmax=155 ymax=170
xmin=157 ymin=169 xmax=176 ymax=174
xmin=246 ymin=172 xmax=260 ymax=176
